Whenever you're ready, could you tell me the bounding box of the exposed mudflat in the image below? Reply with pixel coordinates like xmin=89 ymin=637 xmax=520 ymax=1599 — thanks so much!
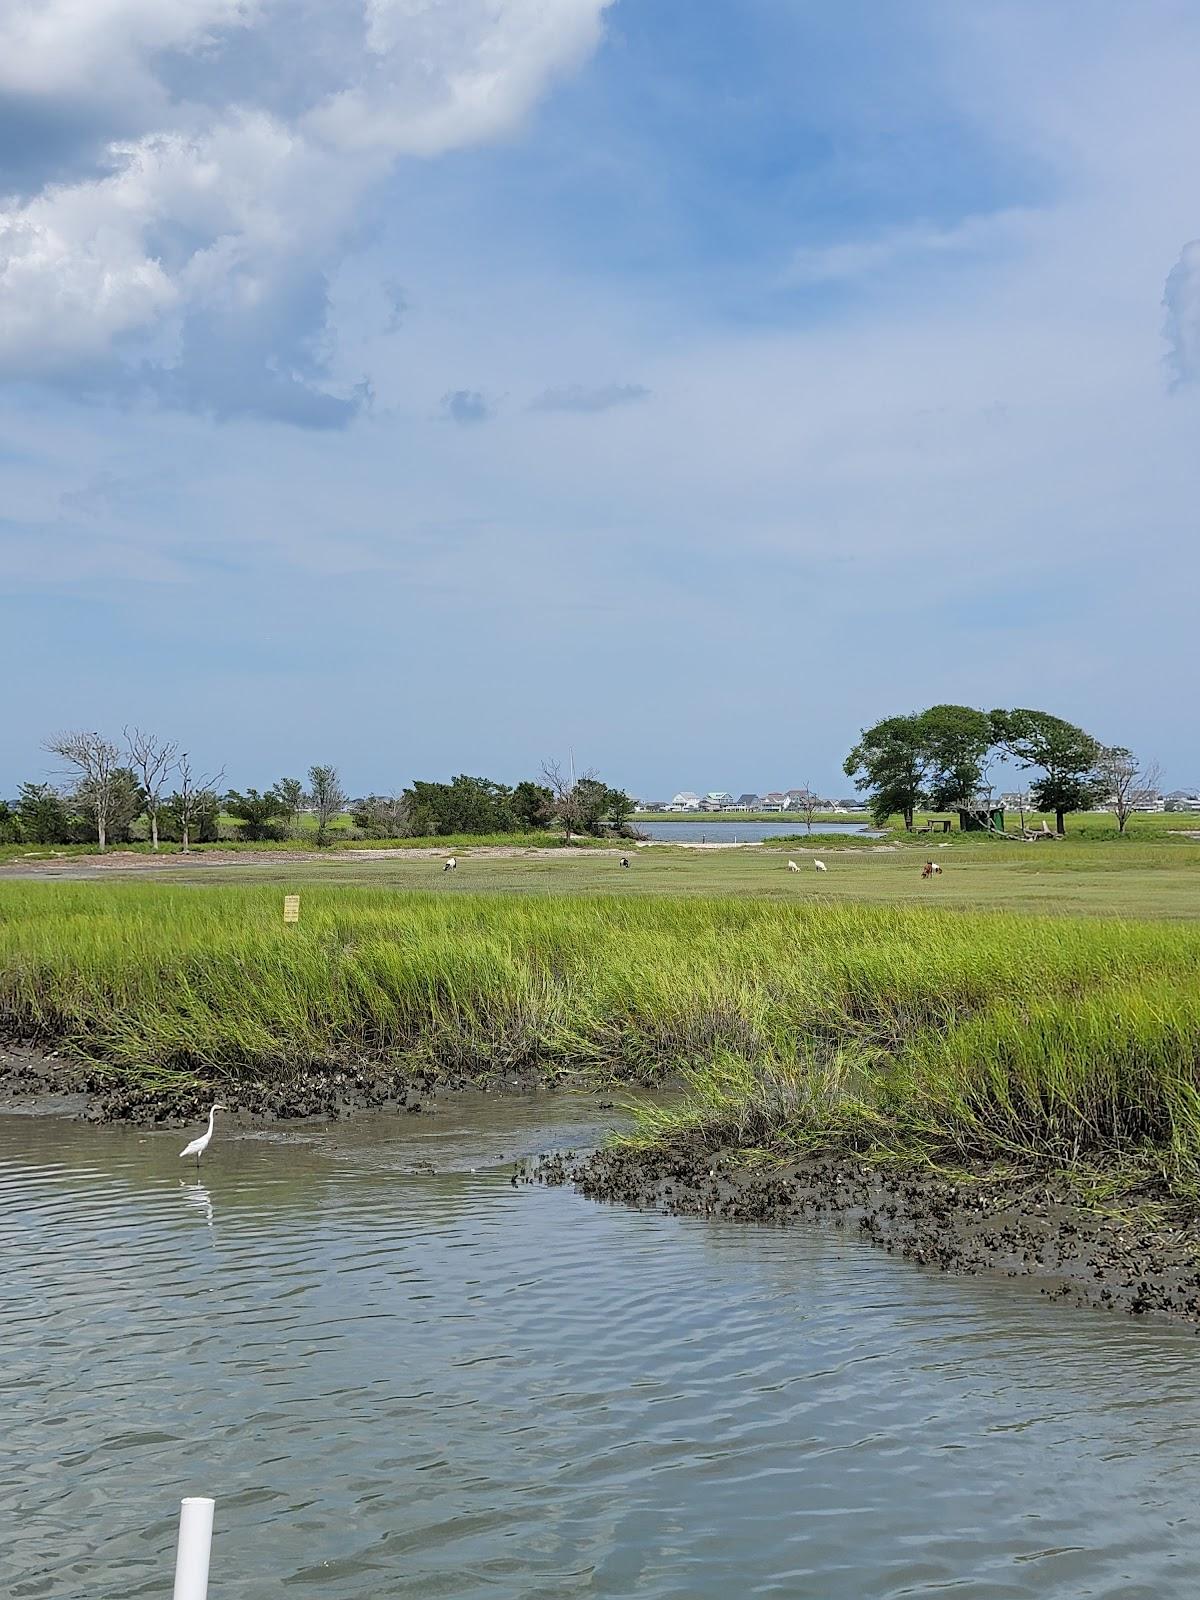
xmin=0 ymin=1042 xmax=534 ymax=1125
xmin=543 ymin=1142 xmax=1200 ymax=1326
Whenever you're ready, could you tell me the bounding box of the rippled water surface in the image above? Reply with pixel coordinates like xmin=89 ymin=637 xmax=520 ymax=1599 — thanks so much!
xmin=4 ymin=1096 xmax=1200 ymax=1598
xmin=639 ymin=820 xmax=874 ymax=842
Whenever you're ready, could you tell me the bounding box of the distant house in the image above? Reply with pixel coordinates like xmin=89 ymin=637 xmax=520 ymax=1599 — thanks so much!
xmin=760 ymin=792 xmax=787 ymax=811
xmin=701 ymin=791 xmax=734 ymax=810
xmin=837 ymin=797 xmax=864 ymax=812
xmin=668 ymin=791 xmax=701 ymax=811
xmin=1103 ymin=792 xmax=1165 ymax=815
xmin=1166 ymin=790 xmax=1200 ymax=812
xmin=785 ymin=788 xmax=827 ymax=811
xmin=733 ymin=793 xmax=760 ymax=811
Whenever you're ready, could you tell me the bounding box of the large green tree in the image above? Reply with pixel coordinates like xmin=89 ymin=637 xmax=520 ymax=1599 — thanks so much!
xmin=917 ymin=704 xmax=995 ymax=812
xmin=991 ymin=709 xmax=1103 ymax=834
xmin=843 ymin=713 xmax=930 ymax=829
xmin=15 ymin=783 xmax=76 ymax=844
xmin=277 ymin=777 xmax=306 ymax=834
xmin=225 ymin=787 xmax=290 ymax=840
xmin=512 ymin=781 xmax=555 ymax=832
xmin=403 ymin=776 xmax=517 ymax=836
xmin=307 ymin=763 xmax=347 ymax=846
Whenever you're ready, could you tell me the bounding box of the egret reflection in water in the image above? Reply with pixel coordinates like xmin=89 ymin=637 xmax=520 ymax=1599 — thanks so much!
xmin=179 ymin=1177 xmax=214 ymax=1228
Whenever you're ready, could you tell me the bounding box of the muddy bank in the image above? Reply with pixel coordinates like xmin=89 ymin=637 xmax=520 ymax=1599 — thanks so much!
xmin=539 ymin=1142 xmax=1200 ymax=1326
xmin=0 ymin=1042 xmax=548 ymax=1126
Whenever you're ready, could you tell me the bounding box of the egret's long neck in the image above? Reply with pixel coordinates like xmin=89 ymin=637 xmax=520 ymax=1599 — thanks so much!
xmin=207 ymin=1107 xmax=217 ymax=1136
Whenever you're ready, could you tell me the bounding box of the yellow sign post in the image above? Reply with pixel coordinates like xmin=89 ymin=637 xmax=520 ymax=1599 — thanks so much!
xmin=283 ymin=894 xmax=301 ymax=924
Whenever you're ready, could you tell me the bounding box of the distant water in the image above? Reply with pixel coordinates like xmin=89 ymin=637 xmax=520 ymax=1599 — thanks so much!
xmin=639 ymin=819 xmax=875 ymax=842
xmin=4 ymin=1095 xmax=1200 ymax=1599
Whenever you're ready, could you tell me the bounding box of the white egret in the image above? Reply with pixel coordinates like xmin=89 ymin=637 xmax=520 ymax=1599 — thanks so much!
xmin=180 ymin=1103 xmax=227 ymax=1166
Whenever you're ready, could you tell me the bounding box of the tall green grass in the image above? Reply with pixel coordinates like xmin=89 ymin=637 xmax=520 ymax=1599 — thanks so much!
xmin=2 ymin=882 xmax=1198 ymax=1186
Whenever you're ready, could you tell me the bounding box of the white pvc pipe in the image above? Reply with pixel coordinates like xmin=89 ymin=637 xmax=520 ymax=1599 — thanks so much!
xmin=172 ymin=1497 xmax=215 ymax=1600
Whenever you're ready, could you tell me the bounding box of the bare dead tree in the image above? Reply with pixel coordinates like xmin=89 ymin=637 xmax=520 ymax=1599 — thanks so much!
xmin=1095 ymin=747 xmax=1163 ymax=835
xmin=541 ymin=758 xmax=602 ymax=840
xmin=172 ymin=753 xmax=225 ymax=852
xmin=354 ymin=793 xmax=412 ymax=838
xmin=798 ymin=783 xmax=820 ymax=834
xmin=44 ymin=730 xmax=122 ymax=849
xmin=308 ymin=764 xmax=347 ymax=846
xmin=124 ymin=726 xmax=178 ymax=851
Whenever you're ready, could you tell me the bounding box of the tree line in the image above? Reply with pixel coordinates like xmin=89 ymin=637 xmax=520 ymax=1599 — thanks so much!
xmin=844 ymin=705 xmax=1160 ymax=833
xmin=0 ymin=732 xmax=637 ymax=850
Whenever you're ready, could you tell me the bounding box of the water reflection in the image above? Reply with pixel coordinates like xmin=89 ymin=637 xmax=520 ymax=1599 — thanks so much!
xmin=179 ymin=1177 xmax=214 ymax=1228
xmin=2 ymin=1097 xmax=1199 ymax=1600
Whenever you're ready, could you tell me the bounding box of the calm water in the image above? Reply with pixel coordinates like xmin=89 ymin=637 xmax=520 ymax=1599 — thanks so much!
xmin=4 ymin=1096 xmax=1199 ymax=1599
xmin=640 ymin=820 xmax=874 ymax=843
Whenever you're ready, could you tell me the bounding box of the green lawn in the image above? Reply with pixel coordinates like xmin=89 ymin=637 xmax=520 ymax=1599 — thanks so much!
xmin=12 ymin=832 xmax=1197 ymax=919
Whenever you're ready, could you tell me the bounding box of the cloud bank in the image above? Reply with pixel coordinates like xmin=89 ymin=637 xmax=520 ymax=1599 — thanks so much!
xmin=0 ymin=0 xmax=612 ymax=423
xmin=531 ymin=381 xmax=650 ymax=413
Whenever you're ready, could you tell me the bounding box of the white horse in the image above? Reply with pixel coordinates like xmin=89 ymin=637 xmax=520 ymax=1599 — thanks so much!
xmin=814 ymin=860 xmax=827 ymax=873
xmin=787 ymin=860 xmax=799 ymax=872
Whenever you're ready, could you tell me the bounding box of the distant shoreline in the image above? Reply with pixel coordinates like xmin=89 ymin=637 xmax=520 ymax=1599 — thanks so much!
xmin=635 ymin=811 xmax=869 ymax=825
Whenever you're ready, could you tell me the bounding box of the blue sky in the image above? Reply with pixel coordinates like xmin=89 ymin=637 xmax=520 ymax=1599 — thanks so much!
xmin=2 ymin=0 xmax=1198 ymax=797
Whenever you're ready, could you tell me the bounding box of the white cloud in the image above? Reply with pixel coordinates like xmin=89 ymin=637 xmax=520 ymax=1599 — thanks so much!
xmin=1164 ymin=240 xmax=1200 ymax=384
xmin=0 ymin=0 xmax=258 ymax=102
xmin=531 ymin=382 xmax=649 ymax=413
xmin=786 ymin=210 xmax=1033 ymax=287
xmin=315 ymin=0 xmax=609 ymax=153
xmin=0 ymin=0 xmax=612 ymax=417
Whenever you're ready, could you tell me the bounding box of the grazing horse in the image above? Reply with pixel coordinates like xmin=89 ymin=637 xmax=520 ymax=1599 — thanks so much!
xmin=443 ymin=857 xmax=457 ymax=872
xmin=921 ymin=860 xmax=942 ymax=879
xmin=813 ymin=860 xmax=827 ymax=873
xmin=620 ymin=856 xmax=630 ymax=868
xmin=787 ymin=860 xmax=799 ymax=872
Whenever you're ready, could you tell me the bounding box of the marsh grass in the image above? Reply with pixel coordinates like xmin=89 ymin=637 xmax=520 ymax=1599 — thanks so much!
xmin=2 ymin=882 xmax=1198 ymax=1189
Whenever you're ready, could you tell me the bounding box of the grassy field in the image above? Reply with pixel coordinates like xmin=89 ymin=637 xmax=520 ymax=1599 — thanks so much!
xmin=11 ymin=829 xmax=1198 ymax=918
xmin=0 ymin=829 xmax=602 ymax=865
xmin=2 ymin=881 xmax=1199 ymax=1194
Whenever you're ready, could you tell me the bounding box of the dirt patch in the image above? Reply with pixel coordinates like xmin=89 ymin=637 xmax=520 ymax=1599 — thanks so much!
xmin=537 ymin=1142 xmax=1200 ymax=1326
xmin=0 ymin=845 xmax=628 ymax=878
